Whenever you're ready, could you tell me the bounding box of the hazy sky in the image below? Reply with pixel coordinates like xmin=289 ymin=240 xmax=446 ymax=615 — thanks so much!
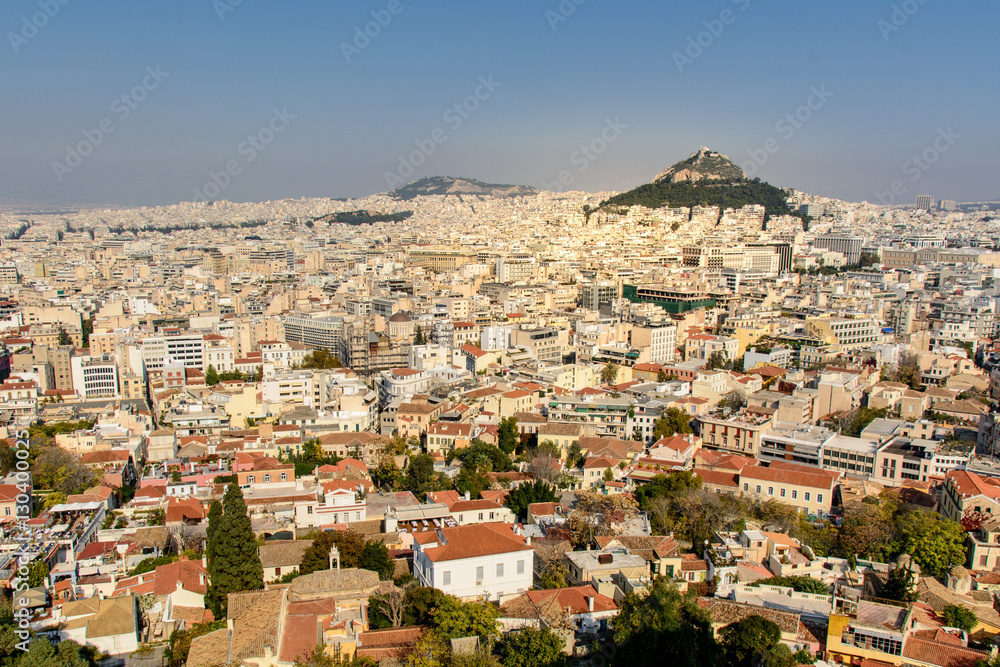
xmin=1 ymin=1 xmax=997 ymax=207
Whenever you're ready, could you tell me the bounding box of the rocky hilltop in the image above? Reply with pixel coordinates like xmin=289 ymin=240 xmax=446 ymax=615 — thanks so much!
xmin=653 ymin=147 xmax=746 ymax=184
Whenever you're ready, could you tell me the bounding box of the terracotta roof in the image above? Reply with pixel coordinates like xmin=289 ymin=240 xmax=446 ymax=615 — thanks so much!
xmin=740 ymin=464 xmax=836 ymax=490
xmin=412 ymin=522 xmax=532 ymax=562
xmin=500 ymin=584 xmax=618 ymax=618
xmin=259 ymin=540 xmax=313 ymax=569
xmin=902 ymin=635 xmax=986 ymax=667
xmin=694 ymin=469 xmax=740 ymax=488
xmin=449 ymin=499 xmax=504 ymax=513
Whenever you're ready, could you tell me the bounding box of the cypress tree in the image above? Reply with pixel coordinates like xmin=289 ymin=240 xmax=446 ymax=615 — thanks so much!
xmin=207 ymin=483 xmax=263 ymax=617
xmin=205 ymin=500 xmax=222 ymax=562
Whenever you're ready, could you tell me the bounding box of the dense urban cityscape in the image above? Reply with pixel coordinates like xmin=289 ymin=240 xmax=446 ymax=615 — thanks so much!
xmin=1 ymin=147 xmax=1000 ymax=667
xmin=4 ymin=2 xmax=1000 ymax=667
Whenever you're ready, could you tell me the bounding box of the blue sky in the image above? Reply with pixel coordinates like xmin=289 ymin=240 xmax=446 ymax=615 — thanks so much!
xmin=1 ymin=0 xmax=997 ymax=207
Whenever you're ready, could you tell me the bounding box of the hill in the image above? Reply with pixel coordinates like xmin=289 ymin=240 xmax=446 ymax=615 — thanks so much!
xmin=653 ymin=147 xmax=746 ymax=183
xmin=599 ymin=147 xmax=808 ymax=224
xmin=391 ymin=176 xmax=538 ymax=200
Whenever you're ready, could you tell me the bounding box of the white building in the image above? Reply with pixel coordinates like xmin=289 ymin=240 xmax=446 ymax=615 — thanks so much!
xmin=412 ymin=522 xmax=534 ymax=602
xmin=71 ymin=354 xmax=120 ymax=399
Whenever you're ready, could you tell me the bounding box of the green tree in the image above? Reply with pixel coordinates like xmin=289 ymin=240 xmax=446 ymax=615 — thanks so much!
xmin=882 ymin=564 xmax=917 ymax=603
xmin=128 ymin=554 xmax=178 ymax=576
xmin=205 ymin=500 xmax=222 ymax=563
xmin=42 ymin=492 xmax=66 ymax=510
xmin=431 ymin=596 xmax=500 ymax=643
xmin=455 ymin=466 xmax=491 ymax=499
xmin=414 ymin=326 xmax=426 ymax=345
xmin=751 ymin=576 xmax=829 ymax=595
xmin=941 ymin=604 xmax=977 ymax=633
xmin=359 ymin=541 xmax=394 ymax=580
xmin=657 ymin=368 xmax=670 ymax=382
xmin=496 ymin=627 xmax=566 ymax=667
xmin=611 ymin=578 xmax=723 ymax=667
xmin=57 ymin=327 xmax=72 ymax=346
xmin=206 ymin=483 xmax=264 ymax=617
xmin=600 ymin=362 xmax=619 ymax=386
xmin=506 ymin=480 xmax=558 ymax=519
xmin=537 ymin=560 xmax=569 ymax=589
xmin=302 ymin=438 xmax=324 ymax=463
xmin=18 ymin=638 xmax=99 ymax=667
xmin=705 ymin=351 xmax=730 ymax=370
xmin=652 ymin=407 xmax=693 ymax=439
xmin=405 ymin=453 xmax=437 ymax=496
xmin=27 ymin=560 xmax=49 ymax=587
xmin=719 ymin=615 xmax=781 ymax=667
xmin=452 ymin=440 xmax=511 ymax=472
xmin=899 ymin=512 xmax=966 ymax=577
xmin=371 ymin=453 xmax=402 ymax=489
xmin=300 ymin=529 xmax=367 ymax=574
xmin=299 ymin=349 xmax=342 ymax=370
xmin=205 ymin=364 xmax=219 ymax=386
xmin=497 ymin=417 xmax=519 ymax=455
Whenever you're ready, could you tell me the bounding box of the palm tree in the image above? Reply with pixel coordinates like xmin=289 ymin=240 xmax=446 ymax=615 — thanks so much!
xmin=600 ymin=362 xmax=619 ymax=386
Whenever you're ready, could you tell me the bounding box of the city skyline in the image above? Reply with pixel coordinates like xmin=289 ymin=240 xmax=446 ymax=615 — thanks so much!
xmin=2 ymin=1 xmax=998 ymax=208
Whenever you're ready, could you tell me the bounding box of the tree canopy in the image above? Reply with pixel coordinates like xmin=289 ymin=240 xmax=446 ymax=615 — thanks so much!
xmin=206 ymin=483 xmax=264 ymax=617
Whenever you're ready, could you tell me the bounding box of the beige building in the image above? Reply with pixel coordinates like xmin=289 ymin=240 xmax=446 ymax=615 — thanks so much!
xmin=738 ymin=461 xmax=838 ymax=516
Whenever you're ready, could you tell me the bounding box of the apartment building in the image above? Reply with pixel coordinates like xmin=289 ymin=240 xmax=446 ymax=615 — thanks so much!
xmin=739 ymin=462 xmax=838 ymax=516
xmin=697 ymin=410 xmax=775 ymax=457
xmin=631 ymin=323 xmax=678 ymax=364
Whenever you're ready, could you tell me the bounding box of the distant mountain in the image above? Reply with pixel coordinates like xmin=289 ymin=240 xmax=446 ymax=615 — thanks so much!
xmin=653 ymin=147 xmax=746 ymax=184
xmin=391 ymin=176 xmax=538 ymax=200
xmin=599 ymin=147 xmax=807 ymax=224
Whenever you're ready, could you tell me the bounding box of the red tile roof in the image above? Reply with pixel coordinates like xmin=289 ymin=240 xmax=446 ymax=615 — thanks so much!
xmin=412 ymin=522 xmax=532 ymax=562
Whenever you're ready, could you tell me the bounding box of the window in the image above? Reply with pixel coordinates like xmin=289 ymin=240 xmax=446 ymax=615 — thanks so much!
xmin=490 ymin=512 xmax=495 ymax=520
xmin=248 ymin=475 xmax=255 ymax=483
xmin=981 ymin=555 xmax=989 ymax=567
xmin=767 ymin=487 xmax=774 ymax=496
xmin=280 ymin=473 xmax=287 ymax=481
xmin=804 ymin=492 xmax=811 ymax=502
xmin=817 ymin=494 xmax=823 ymax=504
xmin=743 ymin=483 xmax=749 ymax=492
xmin=479 ymin=512 xmax=484 ymax=520
xmin=356 ymin=512 xmax=361 ymax=520
xmin=791 ymin=490 xmax=797 ymax=499
xmin=755 ymin=485 xmax=762 ymax=494
xmin=780 ymin=488 xmax=786 ymax=498
xmin=275 ymin=567 xmax=281 ymax=576
xmin=517 ymin=560 xmax=524 ymax=575
xmin=443 ymin=571 xmax=451 ymax=585
xmin=497 ymin=563 xmax=504 ymax=577
xmin=263 ymin=474 xmax=271 ymax=483
xmin=476 ymin=566 xmax=484 ymax=584
xmin=307 ymin=506 xmax=313 ymax=515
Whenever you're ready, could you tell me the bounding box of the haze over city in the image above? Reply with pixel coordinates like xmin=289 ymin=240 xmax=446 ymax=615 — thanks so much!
xmin=2 ymin=0 xmax=998 ymax=207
